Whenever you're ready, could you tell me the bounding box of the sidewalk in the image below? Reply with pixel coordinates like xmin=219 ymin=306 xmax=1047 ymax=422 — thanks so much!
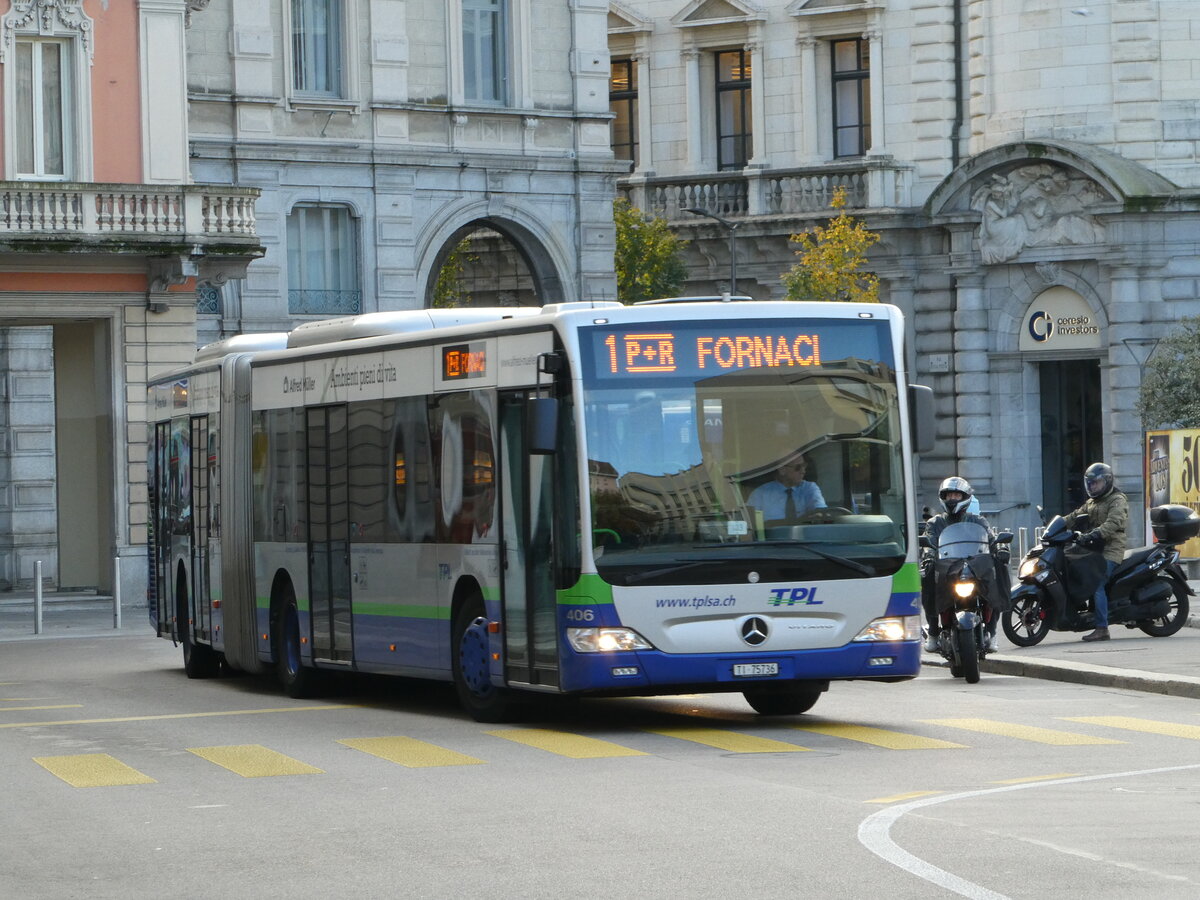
xmin=922 ymin=579 xmax=1200 ymax=698
xmin=0 ymin=593 xmax=143 ymax=642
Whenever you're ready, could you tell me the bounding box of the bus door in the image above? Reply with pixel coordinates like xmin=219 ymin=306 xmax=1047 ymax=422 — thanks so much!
xmin=306 ymin=405 xmax=353 ymax=664
xmin=151 ymin=421 xmax=173 ymax=637
xmin=499 ymin=393 xmax=559 ymax=688
xmin=190 ymin=416 xmax=212 ymax=641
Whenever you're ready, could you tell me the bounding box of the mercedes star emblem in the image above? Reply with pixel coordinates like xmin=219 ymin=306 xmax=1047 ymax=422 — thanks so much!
xmin=740 ymin=616 xmax=769 ymax=646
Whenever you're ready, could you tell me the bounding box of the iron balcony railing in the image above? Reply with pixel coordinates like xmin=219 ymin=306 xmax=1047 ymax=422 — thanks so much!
xmin=288 ymin=289 xmax=363 ymax=316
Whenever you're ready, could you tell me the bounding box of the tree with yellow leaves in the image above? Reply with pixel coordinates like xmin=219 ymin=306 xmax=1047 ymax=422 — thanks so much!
xmin=781 ymin=186 xmax=880 ymax=303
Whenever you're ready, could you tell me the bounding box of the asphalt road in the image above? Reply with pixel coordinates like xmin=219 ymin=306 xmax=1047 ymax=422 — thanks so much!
xmin=3 ymin=634 xmax=1200 ymax=899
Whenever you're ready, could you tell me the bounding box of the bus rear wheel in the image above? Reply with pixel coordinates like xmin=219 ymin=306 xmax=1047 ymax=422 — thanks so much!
xmin=178 ymin=581 xmax=219 ymax=679
xmin=276 ymin=595 xmax=320 ymax=699
xmin=452 ymin=594 xmax=521 ymax=723
xmin=742 ymin=682 xmax=823 ymax=716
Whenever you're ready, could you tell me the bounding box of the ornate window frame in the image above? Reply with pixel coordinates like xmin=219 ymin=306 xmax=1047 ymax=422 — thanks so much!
xmin=1 ymin=0 xmax=95 ymax=181
xmin=281 ymin=0 xmax=362 ymax=113
xmin=448 ymin=0 xmax=531 ymax=109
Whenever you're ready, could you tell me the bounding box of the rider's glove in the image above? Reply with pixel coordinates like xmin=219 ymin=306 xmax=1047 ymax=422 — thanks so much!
xmin=1079 ymin=529 xmax=1105 ymax=551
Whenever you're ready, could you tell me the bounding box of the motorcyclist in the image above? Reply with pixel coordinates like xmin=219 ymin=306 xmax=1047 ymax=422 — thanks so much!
xmin=922 ymin=477 xmax=1001 ymax=653
xmin=1062 ymin=462 xmax=1128 ymax=642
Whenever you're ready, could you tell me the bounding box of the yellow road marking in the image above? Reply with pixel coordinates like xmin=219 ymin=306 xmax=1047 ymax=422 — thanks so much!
xmin=866 ymin=790 xmax=943 ymax=804
xmin=338 ymin=736 xmax=485 ymax=768
xmin=34 ymin=754 xmax=156 ymax=788
xmin=991 ymin=773 xmax=1081 ymax=785
xmin=646 ymin=727 xmax=810 ymax=753
xmin=0 ymin=705 xmax=358 ymax=729
xmin=486 ymin=728 xmax=648 ymax=759
xmin=793 ymin=722 xmax=967 ymax=750
xmin=923 ymin=718 xmax=1124 ymax=746
xmin=188 ymin=744 xmax=324 ymax=778
xmin=1065 ymin=716 xmax=1200 ymax=740
xmin=0 ymin=705 xmax=83 ymax=712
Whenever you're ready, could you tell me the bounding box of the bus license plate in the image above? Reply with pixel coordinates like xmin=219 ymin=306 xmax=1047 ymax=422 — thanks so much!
xmin=732 ymin=663 xmax=779 ymax=677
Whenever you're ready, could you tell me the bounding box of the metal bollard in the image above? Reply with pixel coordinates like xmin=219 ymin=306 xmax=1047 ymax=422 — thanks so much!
xmin=1017 ymin=527 xmax=1028 ymax=561
xmin=113 ymin=556 xmax=122 ymax=629
xmin=34 ymin=560 xmax=43 ymax=635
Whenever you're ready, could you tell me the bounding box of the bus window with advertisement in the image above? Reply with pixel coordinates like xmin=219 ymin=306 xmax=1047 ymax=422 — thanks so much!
xmin=146 ymin=301 xmax=926 ymax=721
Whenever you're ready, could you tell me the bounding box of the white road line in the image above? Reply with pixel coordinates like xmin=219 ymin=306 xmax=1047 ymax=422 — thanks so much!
xmin=858 ymin=762 xmax=1200 ymax=899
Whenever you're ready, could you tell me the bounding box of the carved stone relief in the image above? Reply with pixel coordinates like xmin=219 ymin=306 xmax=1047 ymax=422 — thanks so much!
xmin=969 ymin=164 xmax=1107 ymax=264
xmin=0 ymin=0 xmax=94 ymax=63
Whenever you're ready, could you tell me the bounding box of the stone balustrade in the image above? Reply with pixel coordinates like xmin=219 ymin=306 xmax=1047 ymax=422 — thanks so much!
xmin=618 ymin=159 xmax=912 ymax=221
xmin=0 ymin=183 xmax=259 ymax=241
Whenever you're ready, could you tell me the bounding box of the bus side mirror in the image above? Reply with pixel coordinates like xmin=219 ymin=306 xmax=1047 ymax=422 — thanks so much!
xmin=909 ymin=384 xmax=935 ymax=454
xmin=528 ymin=397 xmax=558 ymax=455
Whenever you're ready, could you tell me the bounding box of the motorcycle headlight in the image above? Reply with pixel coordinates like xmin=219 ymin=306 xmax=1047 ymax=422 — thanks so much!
xmin=953 ymin=581 xmax=976 ymax=598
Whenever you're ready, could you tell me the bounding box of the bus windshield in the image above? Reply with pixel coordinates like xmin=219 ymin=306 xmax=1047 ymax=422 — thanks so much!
xmin=580 ymin=317 xmax=908 ymax=586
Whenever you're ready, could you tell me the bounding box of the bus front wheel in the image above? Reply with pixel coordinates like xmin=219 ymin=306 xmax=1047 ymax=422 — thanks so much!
xmin=742 ymin=682 xmax=823 ymax=716
xmin=452 ymin=594 xmax=521 ymax=723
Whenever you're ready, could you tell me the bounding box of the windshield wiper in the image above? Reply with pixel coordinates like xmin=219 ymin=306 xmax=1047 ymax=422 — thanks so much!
xmin=698 ymin=540 xmax=876 ymax=577
xmin=621 ymin=560 xmax=714 ymax=586
xmin=619 ymin=543 xmax=875 ymax=585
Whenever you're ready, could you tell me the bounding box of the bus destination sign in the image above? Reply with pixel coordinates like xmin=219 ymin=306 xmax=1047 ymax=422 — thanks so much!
xmin=442 ymin=342 xmax=488 ymax=381
xmin=597 ymin=328 xmax=822 ymax=378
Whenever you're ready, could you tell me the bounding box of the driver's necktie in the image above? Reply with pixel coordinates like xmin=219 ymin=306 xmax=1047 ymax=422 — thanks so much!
xmin=785 ymin=488 xmax=797 ymax=520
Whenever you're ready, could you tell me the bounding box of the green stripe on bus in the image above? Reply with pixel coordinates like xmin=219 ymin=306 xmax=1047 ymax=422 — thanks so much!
xmin=354 ymin=604 xmax=446 ymax=620
xmin=557 ymin=573 xmax=613 ymax=606
xmin=891 ymin=562 xmax=919 ymax=594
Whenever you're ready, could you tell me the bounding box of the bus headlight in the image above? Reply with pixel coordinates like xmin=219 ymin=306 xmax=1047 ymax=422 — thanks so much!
xmin=852 ymin=616 xmax=921 ymax=642
xmin=567 ymin=627 xmax=653 ymax=653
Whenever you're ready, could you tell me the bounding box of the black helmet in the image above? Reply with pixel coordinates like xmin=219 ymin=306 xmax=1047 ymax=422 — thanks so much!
xmin=1084 ymin=462 xmax=1114 ymax=499
xmin=938 ymin=476 xmax=974 ymax=516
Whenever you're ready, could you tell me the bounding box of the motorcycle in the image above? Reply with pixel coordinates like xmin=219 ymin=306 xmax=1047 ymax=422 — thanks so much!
xmin=921 ymin=521 xmax=1014 ymax=683
xmin=1002 ymin=504 xmax=1199 ymax=646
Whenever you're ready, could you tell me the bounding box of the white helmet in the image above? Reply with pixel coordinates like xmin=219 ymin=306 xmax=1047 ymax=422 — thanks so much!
xmin=938 ymin=476 xmax=974 ymax=517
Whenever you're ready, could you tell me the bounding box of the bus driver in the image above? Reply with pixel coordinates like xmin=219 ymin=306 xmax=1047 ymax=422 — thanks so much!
xmin=747 ymin=454 xmax=827 ymax=523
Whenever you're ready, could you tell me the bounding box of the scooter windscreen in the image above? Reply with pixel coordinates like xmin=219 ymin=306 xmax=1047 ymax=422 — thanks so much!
xmin=937 ymin=521 xmax=991 ymax=559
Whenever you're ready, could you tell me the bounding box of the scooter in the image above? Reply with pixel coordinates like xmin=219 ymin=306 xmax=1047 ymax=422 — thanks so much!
xmin=921 ymin=521 xmax=1014 ymax=683
xmin=1002 ymin=504 xmax=1198 ymax=647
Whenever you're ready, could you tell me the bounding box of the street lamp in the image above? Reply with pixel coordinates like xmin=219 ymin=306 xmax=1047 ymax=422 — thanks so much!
xmin=685 ymin=207 xmax=740 ymax=295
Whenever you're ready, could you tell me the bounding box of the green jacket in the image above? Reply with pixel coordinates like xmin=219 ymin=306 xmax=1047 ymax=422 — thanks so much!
xmin=1064 ymin=489 xmax=1129 ymax=564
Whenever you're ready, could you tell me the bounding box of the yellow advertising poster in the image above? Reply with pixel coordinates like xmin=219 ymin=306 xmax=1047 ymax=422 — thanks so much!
xmin=1145 ymin=429 xmax=1200 ymax=557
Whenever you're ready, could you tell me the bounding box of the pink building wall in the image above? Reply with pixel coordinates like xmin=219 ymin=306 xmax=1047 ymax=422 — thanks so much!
xmin=0 ymin=0 xmax=144 ymax=183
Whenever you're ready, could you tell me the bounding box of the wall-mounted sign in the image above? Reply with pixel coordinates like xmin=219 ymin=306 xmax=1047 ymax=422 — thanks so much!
xmin=1018 ymin=286 xmax=1102 ymax=352
xmin=1144 ymin=429 xmax=1200 ymax=556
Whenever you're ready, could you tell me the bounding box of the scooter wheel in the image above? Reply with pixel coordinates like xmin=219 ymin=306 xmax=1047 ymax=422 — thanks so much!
xmin=1003 ymin=594 xmax=1051 ymax=647
xmin=1138 ymin=584 xmax=1190 ymax=637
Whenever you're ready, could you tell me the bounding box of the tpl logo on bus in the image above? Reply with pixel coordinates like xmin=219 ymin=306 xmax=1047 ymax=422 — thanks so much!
xmin=442 ymin=342 xmax=487 ymax=380
xmin=767 ymin=587 xmax=821 ymax=607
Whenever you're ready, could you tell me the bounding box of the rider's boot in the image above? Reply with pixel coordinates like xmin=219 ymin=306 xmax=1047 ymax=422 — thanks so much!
xmin=1081 ymin=627 xmax=1110 ymax=642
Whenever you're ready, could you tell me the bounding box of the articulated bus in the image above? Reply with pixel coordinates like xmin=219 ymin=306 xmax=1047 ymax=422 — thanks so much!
xmin=147 ymin=299 xmax=934 ymax=721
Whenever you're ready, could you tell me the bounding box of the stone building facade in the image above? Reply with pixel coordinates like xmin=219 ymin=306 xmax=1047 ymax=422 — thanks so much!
xmin=185 ymin=0 xmax=623 ymax=347
xmin=609 ymin=0 xmax=1200 ymax=533
xmin=0 ymin=0 xmax=262 ymax=596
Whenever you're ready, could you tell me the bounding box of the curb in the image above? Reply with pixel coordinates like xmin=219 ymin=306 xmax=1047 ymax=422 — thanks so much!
xmin=922 ymin=655 xmax=1200 ymax=700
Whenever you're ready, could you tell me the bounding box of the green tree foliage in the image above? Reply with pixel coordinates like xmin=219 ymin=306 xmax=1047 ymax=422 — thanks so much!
xmin=432 ymin=237 xmax=478 ymax=309
xmin=614 ymin=198 xmax=688 ymax=304
xmin=1137 ymin=317 xmax=1200 ymax=428
xmin=781 ymin=186 xmax=881 ymax=303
